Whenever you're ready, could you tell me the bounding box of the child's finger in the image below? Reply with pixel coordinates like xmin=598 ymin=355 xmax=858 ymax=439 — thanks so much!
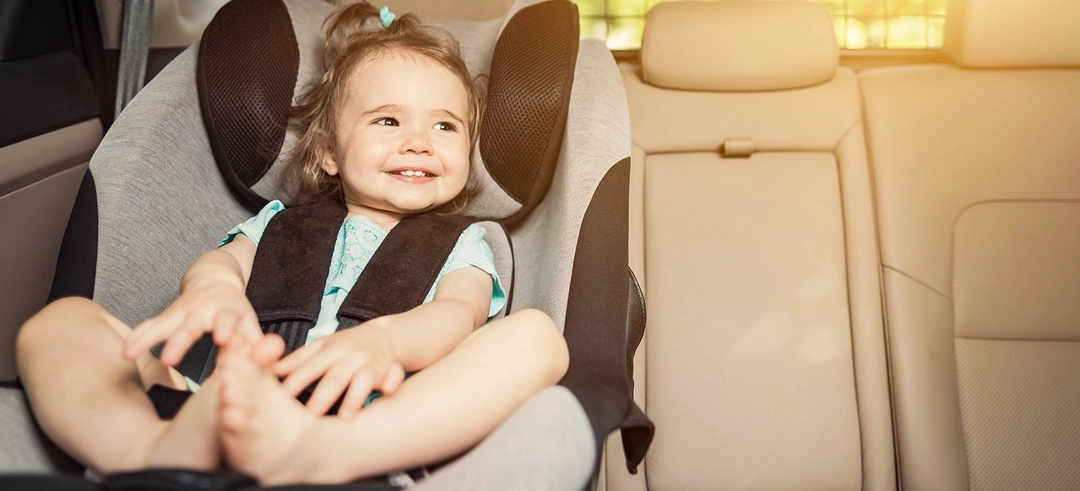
xmin=281 ymin=349 xmax=349 ymax=396
xmin=210 ymin=311 xmax=240 ymax=345
xmin=251 ymin=333 xmax=285 ymax=369
xmin=159 ymin=320 xmax=205 ymax=366
xmin=239 ymin=313 xmax=262 ymax=344
xmin=378 ymin=363 xmax=406 ymax=396
xmin=222 ymin=329 xmax=254 ymax=356
xmin=305 ymin=361 xmax=363 ymax=416
xmin=123 ymin=320 xmax=154 ymax=359
xmin=337 ymin=366 xmax=377 ymax=419
xmin=125 ymin=314 xmax=182 ymax=360
xmin=274 ymin=340 xmax=323 ymax=377
xmin=124 ymin=318 xmax=161 ymax=356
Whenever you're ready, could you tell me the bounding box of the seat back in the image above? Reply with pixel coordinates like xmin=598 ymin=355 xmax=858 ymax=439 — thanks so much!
xmin=858 ymin=0 xmax=1080 ymax=489
xmin=614 ymin=2 xmax=895 ymax=489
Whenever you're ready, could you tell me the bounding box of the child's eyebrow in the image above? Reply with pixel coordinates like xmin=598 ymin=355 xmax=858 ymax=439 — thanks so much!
xmin=360 ymin=104 xmax=403 ymax=117
xmin=432 ymin=109 xmax=464 ymax=127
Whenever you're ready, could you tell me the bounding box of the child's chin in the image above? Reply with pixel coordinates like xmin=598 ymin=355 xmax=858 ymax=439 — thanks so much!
xmin=392 ymin=202 xmax=441 ymax=215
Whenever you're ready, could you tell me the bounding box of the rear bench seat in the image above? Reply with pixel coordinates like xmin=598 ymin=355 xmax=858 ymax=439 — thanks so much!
xmin=859 ymin=0 xmax=1080 ymax=489
xmin=607 ymin=2 xmax=895 ymax=489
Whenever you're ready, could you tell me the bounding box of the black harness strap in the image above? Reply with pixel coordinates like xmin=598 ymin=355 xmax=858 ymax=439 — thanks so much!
xmin=248 ymin=199 xmax=346 ymax=324
xmin=245 ymin=199 xmax=347 ymax=362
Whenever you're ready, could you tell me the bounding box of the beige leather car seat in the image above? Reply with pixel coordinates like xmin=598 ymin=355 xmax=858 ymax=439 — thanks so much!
xmin=610 ymin=2 xmax=896 ymax=490
xmin=859 ymin=1 xmax=1080 ymax=490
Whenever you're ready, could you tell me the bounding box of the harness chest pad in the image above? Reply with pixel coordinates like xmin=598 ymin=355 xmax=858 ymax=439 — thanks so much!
xmin=197 ymin=0 xmax=298 ymax=213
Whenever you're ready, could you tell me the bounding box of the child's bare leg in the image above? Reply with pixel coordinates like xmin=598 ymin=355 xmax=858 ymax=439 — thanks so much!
xmin=219 ymin=308 xmax=568 ymax=485
xmin=16 ymin=297 xmax=224 ymax=474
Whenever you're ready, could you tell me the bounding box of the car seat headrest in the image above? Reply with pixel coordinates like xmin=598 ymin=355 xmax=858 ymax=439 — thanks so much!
xmin=479 ymin=0 xmax=578 ymax=221
xmin=198 ymin=0 xmax=299 ymax=212
xmin=197 ymin=0 xmax=578 ymax=224
xmin=943 ymin=0 xmax=1080 ymax=68
xmin=641 ymin=0 xmax=838 ymax=92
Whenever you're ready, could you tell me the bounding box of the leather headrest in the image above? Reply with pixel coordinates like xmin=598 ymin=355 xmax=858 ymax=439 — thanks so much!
xmin=641 ymin=0 xmax=838 ymax=92
xmin=943 ymin=0 xmax=1080 ymax=68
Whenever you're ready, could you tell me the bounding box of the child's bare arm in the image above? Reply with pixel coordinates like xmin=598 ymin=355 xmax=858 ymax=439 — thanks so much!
xmin=274 ymin=265 xmax=494 ymax=417
xmin=124 ymin=234 xmax=260 ymax=365
xmin=372 ymin=265 xmax=493 ymax=370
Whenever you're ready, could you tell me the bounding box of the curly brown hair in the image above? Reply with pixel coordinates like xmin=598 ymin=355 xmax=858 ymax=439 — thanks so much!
xmin=283 ymin=1 xmax=482 ymax=214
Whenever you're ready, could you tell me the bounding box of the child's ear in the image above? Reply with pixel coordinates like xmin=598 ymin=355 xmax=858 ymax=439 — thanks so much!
xmin=317 ymin=149 xmax=340 ymax=176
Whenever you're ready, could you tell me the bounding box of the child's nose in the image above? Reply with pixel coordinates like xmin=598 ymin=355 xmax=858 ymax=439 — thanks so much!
xmin=400 ymin=128 xmax=433 ymax=155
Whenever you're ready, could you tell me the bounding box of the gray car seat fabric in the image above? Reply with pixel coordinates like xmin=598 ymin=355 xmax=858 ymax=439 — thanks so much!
xmin=2 ymin=0 xmax=649 ymax=488
xmin=0 ymin=385 xmax=79 ymax=475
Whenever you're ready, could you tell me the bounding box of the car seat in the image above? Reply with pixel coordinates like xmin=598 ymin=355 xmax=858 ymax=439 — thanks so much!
xmin=0 ymin=0 xmax=651 ymax=489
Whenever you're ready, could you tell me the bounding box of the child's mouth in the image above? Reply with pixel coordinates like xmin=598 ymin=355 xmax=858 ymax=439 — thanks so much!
xmin=388 ymin=170 xmax=435 ymax=183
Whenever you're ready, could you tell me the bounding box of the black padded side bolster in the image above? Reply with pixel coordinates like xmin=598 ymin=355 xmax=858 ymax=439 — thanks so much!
xmin=620 ymin=269 xmax=651 ymax=469
xmin=480 ymin=0 xmax=578 ymax=223
xmin=559 ymin=158 xmax=654 ymax=474
xmin=247 ymin=200 xmax=347 ymax=324
xmin=337 ymin=215 xmax=473 ymax=324
xmin=625 ymin=269 xmax=645 ymax=397
xmin=197 ymin=0 xmax=298 ymax=214
xmin=49 ymin=169 xmax=97 ymax=301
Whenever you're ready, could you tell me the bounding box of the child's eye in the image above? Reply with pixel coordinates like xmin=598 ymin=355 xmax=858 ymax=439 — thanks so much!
xmin=434 ymin=122 xmax=457 ymax=132
xmin=374 ymin=117 xmax=398 ymax=126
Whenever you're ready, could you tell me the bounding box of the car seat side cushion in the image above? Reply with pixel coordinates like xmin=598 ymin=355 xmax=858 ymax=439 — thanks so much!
xmin=480 ymin=0 xmax=578 ymax=223
xmin=197 ymin=0 xmax=298 ymax=214
xmin=559 ymin=159 xmax=654 ymax=474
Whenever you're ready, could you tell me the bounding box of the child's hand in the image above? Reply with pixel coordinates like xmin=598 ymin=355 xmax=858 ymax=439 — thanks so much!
xmin=123 ymin=283 xmax=261 ymax=366
xmin=274 ymin=325 xmax=406 ymax=418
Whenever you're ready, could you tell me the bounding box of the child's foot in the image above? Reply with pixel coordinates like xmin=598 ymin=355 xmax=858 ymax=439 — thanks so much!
xmin=130 ymin=335 xmax=285 ymax=473
xmin=137 ymin=374 xmax=223 ymax=471
xmin=219 ymin=335 xmax=326 ymax=484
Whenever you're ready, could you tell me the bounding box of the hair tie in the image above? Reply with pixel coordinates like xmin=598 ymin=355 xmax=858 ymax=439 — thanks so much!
xmin=379 ymin=6 xmax=396 ymax=28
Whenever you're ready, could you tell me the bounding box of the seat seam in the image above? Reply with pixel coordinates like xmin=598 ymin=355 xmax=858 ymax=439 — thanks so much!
xmin=882 ymin=265 xmax=951 ymax=300
xmin=832 ymin=117 xmax=863 ymax=154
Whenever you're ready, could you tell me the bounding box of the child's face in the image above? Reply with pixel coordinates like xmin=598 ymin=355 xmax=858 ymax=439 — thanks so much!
xmin=324 ymin=52 xmax=471 ymax=218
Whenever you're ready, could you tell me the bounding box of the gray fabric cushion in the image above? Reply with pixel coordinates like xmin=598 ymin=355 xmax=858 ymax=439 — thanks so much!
xmin=414 ymin=386 xmax=596 ymax=490
xmin=0 ymin=387 xmax=79 ymax=474
xmin=92 ymin=47 xmax=250 ymax=326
